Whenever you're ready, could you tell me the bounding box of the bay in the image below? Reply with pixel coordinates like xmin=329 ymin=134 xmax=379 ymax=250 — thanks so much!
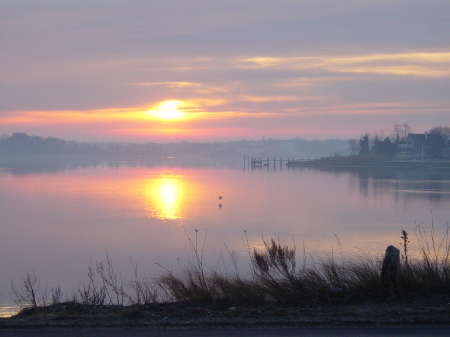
xmin=1 ymin=158 xmax=449 ymax=316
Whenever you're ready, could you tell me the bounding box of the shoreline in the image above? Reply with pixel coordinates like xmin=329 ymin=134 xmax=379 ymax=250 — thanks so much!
xmin=286 ymin=159 xmax=450 ymax=170
xmin=2 ymin=300 xmax=450 ymax=330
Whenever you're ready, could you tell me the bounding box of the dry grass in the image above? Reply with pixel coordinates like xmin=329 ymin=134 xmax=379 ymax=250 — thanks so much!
xmin=156 ymin=227 xmax=450 ymax=305
xmin=399 ymin=220 xmax=450 ymax=297
xmin=10 ymin=224 xmax=450 ymax=312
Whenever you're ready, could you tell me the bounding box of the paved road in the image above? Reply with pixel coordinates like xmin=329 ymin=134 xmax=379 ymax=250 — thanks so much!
xmin=2 ymin=327 xmax=450 ymax=337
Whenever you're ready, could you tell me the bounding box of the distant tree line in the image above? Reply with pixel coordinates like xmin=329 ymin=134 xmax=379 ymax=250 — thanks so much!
xmin=427 ymin=126 xmax=450 ymax=159
xmin=0 ymin=132 xmax=347 ymax=158
xmin=348 ymin=124 xmax=450 ymax=159
xmin=0 ymin=133 xmax=103 ymax=155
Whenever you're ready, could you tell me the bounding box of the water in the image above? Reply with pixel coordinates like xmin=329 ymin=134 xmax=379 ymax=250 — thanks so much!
xmin=1 ymin=158 xmax=450 ymax=316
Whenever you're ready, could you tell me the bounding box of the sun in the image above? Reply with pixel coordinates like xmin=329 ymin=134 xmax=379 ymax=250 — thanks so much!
xmin=153 ymin=100 xmax=183 ymax=120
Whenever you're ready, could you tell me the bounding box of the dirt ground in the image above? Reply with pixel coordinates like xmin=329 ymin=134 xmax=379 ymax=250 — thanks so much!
xmin=1 ymin=299 xmax=450 ymax=330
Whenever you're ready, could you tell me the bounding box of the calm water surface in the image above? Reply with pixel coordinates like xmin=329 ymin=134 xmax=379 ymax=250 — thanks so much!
xmin=1 ymin=159 xmax=450 ymax=316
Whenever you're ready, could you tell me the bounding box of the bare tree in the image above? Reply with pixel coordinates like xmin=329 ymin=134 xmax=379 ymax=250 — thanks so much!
xmin=429 ymin=126 xmax=450 ymax=137
xmin=428 ymin=126 xmax=450 ymax=158
xmin=392 ymin=124 xmax=402 ymax=143
xmin=402 ymin=123 xmax=412 ymax=139
xmin=392 ymin=123 xmax=412 ymax=143
xmin=11 ymin=271 xmax=40 ymax=308
xmin=347 ymin=139 xmax=360 ymax=155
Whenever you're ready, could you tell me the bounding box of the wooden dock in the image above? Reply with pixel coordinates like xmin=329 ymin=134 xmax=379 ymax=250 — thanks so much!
xmin=245 ymin=156 xmax=298 ymax=169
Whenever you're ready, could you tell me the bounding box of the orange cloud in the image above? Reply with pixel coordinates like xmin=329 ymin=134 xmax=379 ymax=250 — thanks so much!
xmin=134 ymin=81 xmax=201 ymax=88
xmin=238 ymin=51 xmax=450 ymax=77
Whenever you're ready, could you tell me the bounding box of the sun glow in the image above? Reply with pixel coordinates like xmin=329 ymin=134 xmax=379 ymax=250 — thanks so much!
xmin=144 ymin=173 xmax=186 ymax=220
xmin=152 ymin=100 xmax=184 ymax=120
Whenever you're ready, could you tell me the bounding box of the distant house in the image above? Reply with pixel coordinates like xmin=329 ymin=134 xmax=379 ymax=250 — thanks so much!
xmin=397 ymin=133 xmax=431 ymax=159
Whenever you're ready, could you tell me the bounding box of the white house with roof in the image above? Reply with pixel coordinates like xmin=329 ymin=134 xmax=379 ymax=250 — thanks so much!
xmin=397 ymin=133 xmax=430 ymax=159
xmin=397 ymin=132 xmax=450 ymax=159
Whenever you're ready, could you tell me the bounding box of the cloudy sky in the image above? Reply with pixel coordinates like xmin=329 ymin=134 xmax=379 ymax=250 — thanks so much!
xmin=1 ymin=0 xmax=449 ymax=142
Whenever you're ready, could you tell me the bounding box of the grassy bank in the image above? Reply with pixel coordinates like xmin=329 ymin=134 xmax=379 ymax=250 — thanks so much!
xmin=286 ymin=155 xmax=450 ymax=169
xmin=8 ymin=224 xmax=450 ymax=316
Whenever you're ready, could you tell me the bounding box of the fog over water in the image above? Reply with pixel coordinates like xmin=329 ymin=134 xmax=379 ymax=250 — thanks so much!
xmin=1 ymin=157 xmax=449 ymax=316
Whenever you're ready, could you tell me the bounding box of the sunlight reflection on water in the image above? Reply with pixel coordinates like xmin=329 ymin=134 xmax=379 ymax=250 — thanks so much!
xmin=0 ymin=305 xmax=19 ymax=318
xmin=1 ymin=161 xmax=449 ymax=316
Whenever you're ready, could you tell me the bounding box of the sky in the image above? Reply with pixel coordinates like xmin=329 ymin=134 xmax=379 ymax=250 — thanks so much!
xmin=1 ymin=0 xmax=450 ymax=142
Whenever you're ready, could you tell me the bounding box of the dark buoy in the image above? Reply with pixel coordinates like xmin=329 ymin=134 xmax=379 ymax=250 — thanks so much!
xmin=218 ymin=196 xmax=223 ymax=200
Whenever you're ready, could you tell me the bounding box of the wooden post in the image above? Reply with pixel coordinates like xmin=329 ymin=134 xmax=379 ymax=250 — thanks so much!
xmin=381 ymin=245 xmax=400 ymax=297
